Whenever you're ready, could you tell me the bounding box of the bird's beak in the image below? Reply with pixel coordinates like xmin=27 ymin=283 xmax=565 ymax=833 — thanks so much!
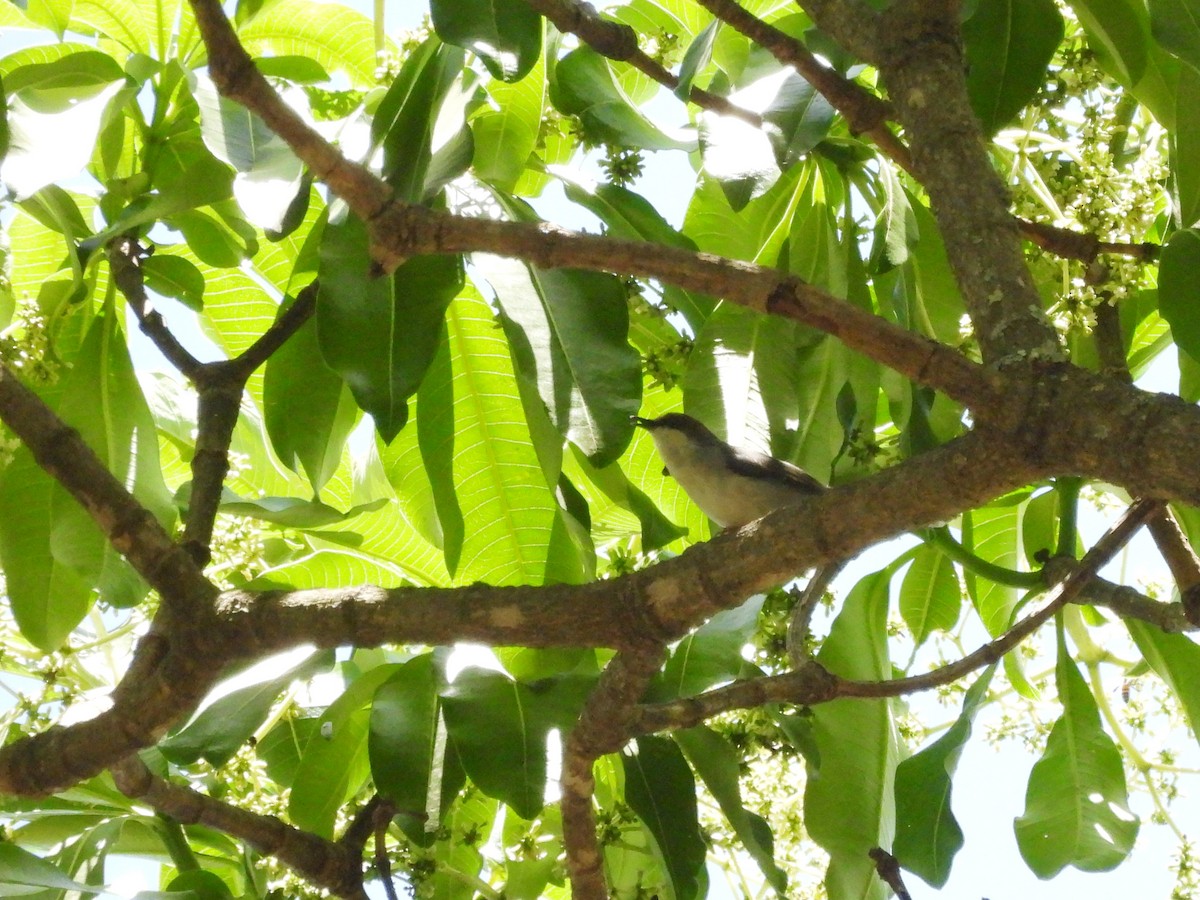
xmin=631 ymin=416 xmax=652 ymax=429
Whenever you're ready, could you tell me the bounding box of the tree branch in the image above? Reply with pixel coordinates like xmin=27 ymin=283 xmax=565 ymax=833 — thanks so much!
xmin=183 ymin=0 xmax=995 ymax=409
xmin=562 ymin=644 xmax=666 ymax=899
xmin=0 ymin=364 xmax=213 ymax=609
xmin=108 ymin=237 xmax=205 ymax=380
xmin=852 ymin=0 xmax=1060 ymax=361
xmin=112 ymin=755 xmax=368 ymax=899
xmin=523 ymin=0 xmax=764 ymax=126
xmin=635 ymin=500 xmax=1162 ymax=731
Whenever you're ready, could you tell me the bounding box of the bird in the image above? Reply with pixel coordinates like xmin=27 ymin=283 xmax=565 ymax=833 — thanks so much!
xmin=633 ymin=413 xmax=824 ymax=528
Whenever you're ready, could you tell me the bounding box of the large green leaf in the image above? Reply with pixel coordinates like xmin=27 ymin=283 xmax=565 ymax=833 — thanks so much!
xmin=805 ymin=568 xmax=897 ymax=900
xmin=0 ymin=310 xmax=175 ymax=647
xmin=414 ymin=324 xmax=465 ymax=575
xmin=289 ymin=663 xmax=400 ymax=838
xmin=655 ymin=594 xmax=764 ymax=699
xmin=674 ymin=727 xmax=788 ymax=894
xmin=1127 ymin=621 xmax=1200 ymax=747
xmin=369 ymin=653 xmax=465 ymax=845
xmin=551 ymin=47 xmax=694 ymax=151
xmin=963 ymin=492 xmax=1028 ymax=635
xmin=1157 ymin=228 xmax=1200 ymax=365
xmin=1014 ymin=632 xmax=1139 ymax=876
xmin=1 ymin=75 xmax=125 ymax=198
xmin=237 ymin=0 xmax=388 ymax=86
xmin=1149 ymin=0 xmax=1200 ymax=71
xmin=264 ymin=299 xmax=359 ymax=495
xmin=892 ymin=666 xmax=995 ymax=887
xmin=371 ymin=38 xmax=467 ymax=202
xmin=441 ymin=668 xmax=587 ymax=819
xmin=762 ymin=71 xmax=836 ymax=168
xmin=1172 ymin=65 xmax=1200 ymax=228
xmin=622 ymin=735 xmax=707 ymax=900
xmin=160 ymin=650 xmax=333 ymax=767
xmin=1065 ymin=0 xmax=1148 ymax=87
xmin=316 ymin=208 xmax=464 ymax=443
xmin=476 ymin=245 xmax=640 ymax=467
xmin=431 ymin=0 xmax=541 ymax=82
xmin=189 ymin=72 xmax=305 ymax=232
xmin=0 ymin=843 xmax=101 ymax=893
xmin=472 ymin=46 xmax=545 ymax=190
xmin=963 ymin=0 xmax=1064 ymax=135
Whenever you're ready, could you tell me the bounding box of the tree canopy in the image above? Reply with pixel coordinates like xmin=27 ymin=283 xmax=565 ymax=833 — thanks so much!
xmin=0 ymin=0 xmax=1199 ymax=897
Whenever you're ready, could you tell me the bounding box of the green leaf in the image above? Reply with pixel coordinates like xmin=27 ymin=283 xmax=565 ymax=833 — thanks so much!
xmin=237 ymin=0 xmax=389 ymax=87
xmin=565 ymin=445 xmax=686 ymax=551
xmin=441 ymin=669 xmax=580 ymax=819
xmin=1172 ymin=67 xmax=1200 ymax=227
xmin=1014 ymin=632 xmax=1139 ymax=876
xmin=164 ymin=869 xmax=234 ymax=900
xmin=0 ymin=842 xmax=100 ymax=893
xmin=189 ymin=72 xmax=305 ymax=232
xmin=253 ymin=54 xmax=331 ymax=83
xmin=622 ymin=735 xmax=707 ymax=900
xmin=476 ymin=246 xmax=641 ymax=467
xmin=1065 ymin=0 xmax=1148 ymax=86
xmin=316 ymin=208 xmax=465 ymax=443
xmin=656 ymin=594 xmax=764 ymax=699
xmin=963 ymin=493 xmax=1026 ymax=634
xmin=675 ymin=19 xmax=720 ymax=100
xmin=1158 ymin=228 xmax=1200 ymax=364
xmin=289 ymin=663 xmax=400 ymax=837
xmin=893 ymin=666 xmax=995 ymax=887
xmin=805 ymin=568 xmax=897 ymax=900
xmin=0 ymin=310 xmax=174 ymax=647
xmin=762 ymin=72 xmax=836 ymax=168
xmin=264 ymin=297 xmax=360 ymax=495
xmin=1149 ymin=0 xmax=1200 ymax=71
xmin=899 ymin=544 xmax=962 ymax=646
xmin=674 ymin=727 xmax=788 ymax=894
xmin=370 ymin=38 xmax=467 ymax=202
xmin=213 ymin=493 xmax=387 ymax=529
xmin=562 ymin=178 xmax=698 ymax=251
xmin=160 ymin=650 xmax=333 ymax=766
xmin=140 ymin=253 xmax=206 ymax=311
xmin=963 ymin=0 xmax=1064 ymax=135
xmin=369 ymin=653 xmax=465 ymax=845
xmin=247 ymin=548 xmax=411 ymax=591
xmin=472 ymin=49 xmax=545 ymax=190
xmin=551 ymin=47 xmax=695 ymax=151
xmin=1 ymin=78 xmax=125 ymax=199
xmin=431 ymin=0 xmax=541 ymax=82
xmin=0 ymin=446 xmax=93 ymax=650
xmin=1 ymin=48 xmax=123 ymax=93
xmin=415 ymin=324 xmax=465 ymax=576
xmin=1127 ymin=620 xmax=1200 ymax=747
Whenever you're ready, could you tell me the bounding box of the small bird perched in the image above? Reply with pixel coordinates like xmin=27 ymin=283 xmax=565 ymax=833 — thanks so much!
xmin=633 ymin=413 xmax=824 ymax=528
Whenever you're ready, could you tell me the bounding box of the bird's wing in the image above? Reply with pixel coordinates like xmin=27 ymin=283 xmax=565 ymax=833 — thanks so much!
xmin=728 ymin=448 xmax=825 ymax=493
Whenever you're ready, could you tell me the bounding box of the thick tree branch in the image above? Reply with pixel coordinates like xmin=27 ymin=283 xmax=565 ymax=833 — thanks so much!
xmin=855 ymin=1 xmax=1060 ymax=361
xmin=562 ymin=644 xmax=666 ymax=899
xmin=112 ymin=756 xmax=368 ymax=899
xmin=369 ymin=203 xmax=998 ymax=408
